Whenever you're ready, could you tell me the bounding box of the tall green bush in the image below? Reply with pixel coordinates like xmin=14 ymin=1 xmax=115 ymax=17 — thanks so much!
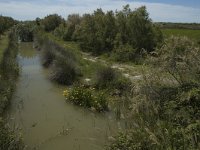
xmin=50 ymin=57 xmax=80 ymax=85
xmin=41 ymin=14 xmax=64 ymax=32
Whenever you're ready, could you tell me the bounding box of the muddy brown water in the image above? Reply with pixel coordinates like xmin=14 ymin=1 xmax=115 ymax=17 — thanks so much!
xmin=6 ymin=42 xmax=123 ymax=150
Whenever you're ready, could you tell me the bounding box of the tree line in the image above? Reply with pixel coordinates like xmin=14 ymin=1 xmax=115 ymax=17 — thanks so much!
xmin=36 ymin=5 xmax=163 ymax=62
xmin=0 ymin=16 xmax=17 ymax=36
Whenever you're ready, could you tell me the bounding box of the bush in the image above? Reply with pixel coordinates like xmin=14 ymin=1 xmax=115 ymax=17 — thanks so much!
xmin=0 ymin=30 xmax=19 ymax=114
xmin=50 ymin=57 xmax=80 ymax=85
xmin=95 ymin=66 xmax=117 ymax=88
xmin=35 ymin=32 xmax=80 ymax=85
xmin=93 ymin=92 xmax=108 ymax=111
xmin=16 ymin=23 xmax=35 ymax=42
xmin=95 ymin=66 xmax=131 ymax=95
xmin=65 ymin=85 xmax=108 ymax=112
xmin=0 ymin=16 xmax=16 ymax=36
xmin=65 ymin=85 xmax=93 ymax=107
xmin=53 ymin=24 xmax=67 ymax=40
xmin=0 ymin=119 xmax=24 ymax=150
xmin=41 ymin=14 xmax=64 ymax=32
xmin=113 ymin=44 xmax=136 ymax=62
xmin=112 ymin=76 xmax=131 ymax=93
xmin=0 ymin=30 xmax=23 ymax=150
xmin=41 ymin=43 xmax=55 ymax=67
xmin=108 ymin=36 xmax=200 ymax=149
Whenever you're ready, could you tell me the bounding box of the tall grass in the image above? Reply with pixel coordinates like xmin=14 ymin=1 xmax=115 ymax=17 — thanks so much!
xmin=0 ymin=34 xmax=9 ymax=62
xmin=41 ymin=41 xmax=56 ymax=67
xmin=108 ymin=36 xmax=200 ymax=149
xmin=35 ymin=31 xmax=81 ymax=85
xmin=50 ymin=57 xmax=80 ymax=85
xmin=0 ymin=29 xmax=24 ymax=150
xmin=95 ymin=66 xmax=117 ymax=88
xmin=0 ymin=119 xmax=24 ymax=150
xmin=95 ymin=66 xmax=131 ymax=95
xmin=0 ymin=31 xmax=19 ymax=114
xmin=162 ymin=28 xmax=200 ymax=42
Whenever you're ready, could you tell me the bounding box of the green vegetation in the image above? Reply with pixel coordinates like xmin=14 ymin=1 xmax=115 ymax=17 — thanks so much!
xmin=50 ymin=57 xmax=81 ymax=85
xmin=26 ymin=5 xmax=200 ymax=149
xmin=108 ymin=36 xmax=200 ymax=149
xmin=159 ymin=22 xmax=200 ymax=30
xmin=16 ymin=22 xmax=35 ymax=42
xmin=0 ymin=31 xmax=19 ymax=114
xmin=41 ymin=14 xmax=64 ymax=32
xmin=0 ymin=30 xmax=24 ymax=150
xmin=50 ymin=5 xmax=162 ymax=63
xmin=95 ymin=67 xmax=117 ymax=88
xmin=0 ymin=16 xmax=17 ymax=37
xmin=0 ymin=34 xmax=9 ymax=62
xmin=64 ymin=85 xmax=108 ymax=112
xmin=162 ymin=28 xmax=200 ymax=41
xmin=35 ymin=31 xmax=105 ymax=81
xmin=35 ymin=31 xmax=81 ymax=85
xmin=35 ymin=31 xmax=131 ymax=112
xmin=1 ymin=3 xmax=200 ymax=150
xmin=0 ymin=16 xmax=24 ymax=150
xmin=0 ymin=119 xmax=24 ymax=150
xmin=95 ymin=66 xmax=130 ymax=93
xmin=41 ymin=44 xmax=55 ymax=67
xmin=112 ymin=44 xmax=136 ymax=62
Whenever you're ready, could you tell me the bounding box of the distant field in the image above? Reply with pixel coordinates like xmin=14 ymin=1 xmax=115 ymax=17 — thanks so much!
xmin=162 ymin=29 xmax=200 ymax=41
xmin=0 ymin=34 xmax=9 ymax=63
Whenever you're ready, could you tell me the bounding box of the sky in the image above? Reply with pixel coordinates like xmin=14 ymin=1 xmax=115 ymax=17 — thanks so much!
xmin=0 ymin=0 xmax=200 ymax=23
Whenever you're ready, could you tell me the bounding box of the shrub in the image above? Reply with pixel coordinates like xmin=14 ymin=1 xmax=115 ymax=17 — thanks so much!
xmin=66 ymin=85 xmax=93 ymax=107
xmin=93 ymin=92 xmax=108 ymax=111
xmin=0 ymin=16 xmax=16 ymax=36
xmin=41 ymin=14 xmax=64 ymax=32
xmin=0 ymin=30 xmax=23 ymax=150
xmin=95 ymin=66 xmax=117 ymax=88
xmin=41 ymin=43 xmax=55 ymax=67
xmin=50 ymin=57 xmax=80 ymax=85
xmin=112 ymin=76 xmax=131 ymax=94
xmin=0 ymin=30 xmax=19 ymax=114
xmin=95 ymin=66 xmax=131 ymax=95
xmin=53 ymin=24 xmax=67 ymax=40
xmin=65 ymin=85 xmax=108 ymax=112
xmin=113 ymin=44 xmax=136 ymax=62
xmin=35 ymin=32 xmax=80 ymax=85
xmin=0 ymin=119 xmax=24 ymax=150
xmin=16 ymin=23 xmax=35 ymax=42
xmin=108 ymin=36 xmax=200 ymax=149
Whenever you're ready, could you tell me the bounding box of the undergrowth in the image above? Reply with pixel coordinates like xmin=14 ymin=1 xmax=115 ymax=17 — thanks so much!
xmin=0 ymin=29 xmax=24 ymax=150
xmin=108 ymin=36 xmax=200 ymax=149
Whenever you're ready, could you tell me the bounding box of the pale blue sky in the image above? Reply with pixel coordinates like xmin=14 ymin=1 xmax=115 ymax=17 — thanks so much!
xmin=0 ymin=0 xmax=200 ymax=22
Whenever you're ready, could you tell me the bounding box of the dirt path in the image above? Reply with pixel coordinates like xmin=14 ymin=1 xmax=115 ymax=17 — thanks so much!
xmin=81 ymin=52 xmax=142 ymax=82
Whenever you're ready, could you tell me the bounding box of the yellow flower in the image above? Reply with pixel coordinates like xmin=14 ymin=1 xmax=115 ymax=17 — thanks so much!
xmin=63 ymin=89 xmax=69 ymax=97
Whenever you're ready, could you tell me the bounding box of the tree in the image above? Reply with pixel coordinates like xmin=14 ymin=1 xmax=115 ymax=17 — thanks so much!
xmin=35 ymin=17 xmax=41 ymax=26
xmin=74 ymin=14 xmax=96 ymax=52
xmin=0 ymin=16 xmax=16 ymax=37
xmin=73 ymin=5 xmax=162 ymax=57
xmin=64 ymin=14 xmax=81 ymax=41
xmin=16 ymin=22 xmax=35 ymax=42
xmin=127 ymin=6 xmax=160 ymax=52
xmin=41 ymin=14 xmax=64 ymax=32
